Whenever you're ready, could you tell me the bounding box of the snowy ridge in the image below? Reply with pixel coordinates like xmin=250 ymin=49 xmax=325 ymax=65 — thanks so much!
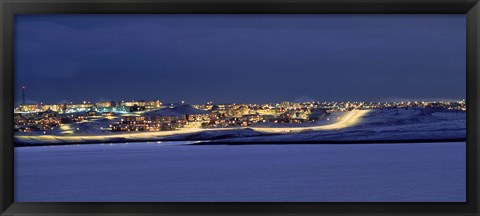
xmin=207 ymin=108 xmax=465 ymax=143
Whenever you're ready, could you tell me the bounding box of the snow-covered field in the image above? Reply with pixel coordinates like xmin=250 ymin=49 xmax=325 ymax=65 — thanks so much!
xmin=15 ymin=141 xmax=466 ymax=202
xmin=211 ymin=108 xmax=466 ymax=143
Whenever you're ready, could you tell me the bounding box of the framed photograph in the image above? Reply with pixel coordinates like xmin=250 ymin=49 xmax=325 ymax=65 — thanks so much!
xmin=1 ymin=0 xmax=479 ymax=215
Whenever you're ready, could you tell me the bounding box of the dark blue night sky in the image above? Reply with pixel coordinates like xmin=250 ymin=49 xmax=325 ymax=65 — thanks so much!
xmin=15 ymin=14 xmax=465 ymax=105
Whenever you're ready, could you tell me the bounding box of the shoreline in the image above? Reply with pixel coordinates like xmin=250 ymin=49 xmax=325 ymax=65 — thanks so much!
xmin=193 ymin=138 xmax=466 ymax=145
xmin=14 ymin=137 xmax=466 ymax=148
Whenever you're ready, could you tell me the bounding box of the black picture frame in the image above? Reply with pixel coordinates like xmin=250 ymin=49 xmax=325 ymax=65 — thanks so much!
xmin=1 ymin=0 xmax=479 ymax=215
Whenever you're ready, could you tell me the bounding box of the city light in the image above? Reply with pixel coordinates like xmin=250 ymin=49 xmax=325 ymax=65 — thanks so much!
xmin=13 ymin=99 xmax=466 ymax=144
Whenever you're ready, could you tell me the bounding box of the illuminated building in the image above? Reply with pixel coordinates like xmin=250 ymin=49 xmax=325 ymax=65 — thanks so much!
xmin=66 ymin=103 xmax=94 ymax=112
xmin=41 ymin=104 xmax=65 ymax=112
xmin=118 ymin=100 xmax=161 ymax=108
xmin=16 ymin=104 xmax=39 ymax=113
xmin=145 ymin=100 xmax=162 ymax=109
xmin=95 ymin=101 xmax=115 ymax=108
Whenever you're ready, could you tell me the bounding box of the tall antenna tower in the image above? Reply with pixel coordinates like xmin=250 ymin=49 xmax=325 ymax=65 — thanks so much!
xmin=22 ymin=86 xmax=26 ymax=105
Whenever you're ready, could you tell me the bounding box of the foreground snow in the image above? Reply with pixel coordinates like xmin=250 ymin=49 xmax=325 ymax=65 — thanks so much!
xmin=15 ymin=141 xmax=466 ymax=202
